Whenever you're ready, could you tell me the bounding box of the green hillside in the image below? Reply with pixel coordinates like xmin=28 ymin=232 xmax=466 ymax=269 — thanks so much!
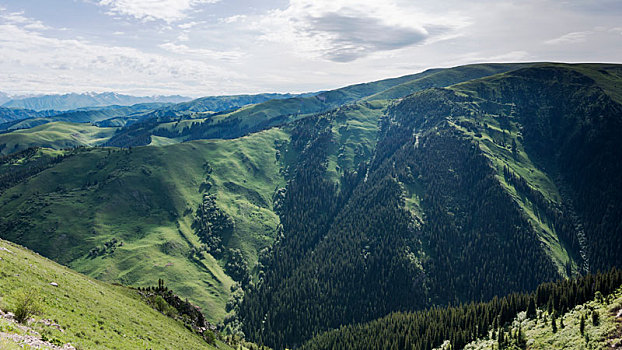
xmin=0 ymin=239 xmax=227 ymax=350
xmin=105 ymin=63 xmax=526 ymax=148
xmin=366 ymin=63 xmax=531 ymax=101
xmin=0 ymin=127 xmax=290 ymax=322
xmin=0 ymin=122 xmax=117 ymax=155
xmin=464 ymin=286 xmax=622 ymax=349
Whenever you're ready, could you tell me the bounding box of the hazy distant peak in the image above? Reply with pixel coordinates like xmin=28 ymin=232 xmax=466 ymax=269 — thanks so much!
xmin=1 ymin=92 xmax=192 ymax=111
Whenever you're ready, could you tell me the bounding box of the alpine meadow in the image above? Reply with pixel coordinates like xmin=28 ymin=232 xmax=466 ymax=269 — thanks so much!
xmin=1 ymin=1 xmax=622 ymax=349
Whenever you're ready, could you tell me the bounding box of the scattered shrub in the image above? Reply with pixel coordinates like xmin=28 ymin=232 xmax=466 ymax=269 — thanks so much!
xmin=12 ymin=289 xmax=42 ymax=324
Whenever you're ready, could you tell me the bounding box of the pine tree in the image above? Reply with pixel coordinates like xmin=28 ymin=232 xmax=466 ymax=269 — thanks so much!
xmin=579 ymin=314 xmax=585 ymax=335
xmin=551 ymin=313 xmax=557 ymax=333
xmin=517 ymin=325 xmax=525 ymax=347
xmin=526 ymin=297 xmax=536 ymax=319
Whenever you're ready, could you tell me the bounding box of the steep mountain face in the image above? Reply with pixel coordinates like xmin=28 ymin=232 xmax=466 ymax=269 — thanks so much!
xmin=239 ymin=64 xmax=622 ymax=348
xmin=0 ymin=63 xmax=620 ymax=348
xmin=2 ymin=92 xmax=190 ymax=111
xmin=239 ymin=89 xmax=558 ymax=349
xmin=454 ymin=65 xmax=622 ymax=272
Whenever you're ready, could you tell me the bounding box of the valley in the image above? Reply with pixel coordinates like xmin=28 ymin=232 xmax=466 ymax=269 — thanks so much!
xmin=1 ymin=62 xmax=621 ymax=349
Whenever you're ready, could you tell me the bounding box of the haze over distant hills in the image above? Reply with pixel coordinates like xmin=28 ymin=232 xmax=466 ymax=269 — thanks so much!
xmin=0 ymin=92 xmax=11 ymax=105
xmin=1 ymin=91 xmax=192 ymax=111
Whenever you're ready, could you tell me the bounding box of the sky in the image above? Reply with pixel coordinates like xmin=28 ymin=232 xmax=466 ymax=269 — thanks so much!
xmin=0 ymin=0 xmax=621 ymax=97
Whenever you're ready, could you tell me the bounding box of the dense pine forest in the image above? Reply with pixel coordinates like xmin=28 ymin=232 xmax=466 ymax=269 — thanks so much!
xmin=301 ymin=268 xmax=622 ymax=350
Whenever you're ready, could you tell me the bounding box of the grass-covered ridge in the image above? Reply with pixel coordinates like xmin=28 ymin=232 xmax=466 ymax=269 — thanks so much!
xmin=0 ymin=127 xmax=290 ymax=322
xmin=0 ymin=122 xmax=117 ymax=156
xmin=0 ymin=239 xmax=227 ymax=350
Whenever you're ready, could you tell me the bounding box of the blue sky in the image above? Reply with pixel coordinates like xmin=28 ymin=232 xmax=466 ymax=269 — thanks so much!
xmin=0 ymin=0 xmax=621 ymax=97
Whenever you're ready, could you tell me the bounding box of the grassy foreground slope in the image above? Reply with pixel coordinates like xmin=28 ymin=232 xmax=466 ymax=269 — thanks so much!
xmin=0 ymin=239 xmax=226 ymax=350
xmin=0 ymin=128 xmax=290 ymax=322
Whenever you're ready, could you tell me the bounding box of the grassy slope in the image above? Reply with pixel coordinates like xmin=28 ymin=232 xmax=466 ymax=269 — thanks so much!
xmin=0 ymin=122 xmax=117 ymax=156
xmin=325 ymin=100 xmax=388 ymax=183
xmin=367 ymin=63 xmax=531 ymax=101
xmin=446 ymin=108 xmax=574 ymax=276
xmin=0 ymin=128 xmax=289 ymax=322
xmin=0 ymin=239 xmax=227 ymax=350
xmin=432 ymin=63 xmax=622 ymax=277
xmin=463 ymin=287 xmax=622 ymax=349
xmin=106 ymin=64 xmax=526 ymax=148
xmin=198 ymin=64 xmax=527 ymax=139
xmin=538 ymin=63 xmax=622 ymax=104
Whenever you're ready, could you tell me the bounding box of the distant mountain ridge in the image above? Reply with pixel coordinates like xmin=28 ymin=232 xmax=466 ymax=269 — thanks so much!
xmin=0 ymin=92 xmax=11 ymax=105
xmin=2 ymin=92 xmax=192 ymax=111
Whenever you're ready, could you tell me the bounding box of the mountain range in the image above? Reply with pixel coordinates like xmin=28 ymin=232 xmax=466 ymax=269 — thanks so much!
xmin=1 ymin=62 xmax=621 ymax=349
xmin=1 ymin=92 xmax=192 ymax=111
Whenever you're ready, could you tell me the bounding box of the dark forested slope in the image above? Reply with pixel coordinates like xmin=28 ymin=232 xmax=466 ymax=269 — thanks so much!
xmin=239 ymin=64 xmax=622 ymax=349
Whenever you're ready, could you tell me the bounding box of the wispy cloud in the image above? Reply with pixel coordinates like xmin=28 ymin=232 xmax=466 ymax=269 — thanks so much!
xmin=159 ymin=42 xmax=244 ymax=61
xmin=545 ymin=31 xmax=590 ymax=45
xmin=98 ymin=0 xmax=220 ymax=23
xmin=0 ymin=8 xmax=49 ymax=30
xmin=0 ymin=21 xmax=243 ymax=95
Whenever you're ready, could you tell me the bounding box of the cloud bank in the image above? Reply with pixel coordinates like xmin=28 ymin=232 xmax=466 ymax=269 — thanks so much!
xmin=255 ymin=0 xmax=465 ymax=62
xmin=98 ymin=0 xmax=219 ymax=22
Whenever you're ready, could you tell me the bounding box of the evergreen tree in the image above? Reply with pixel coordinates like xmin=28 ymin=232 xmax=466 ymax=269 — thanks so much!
xmin=551 ymin=313 xmax=557 ymax=333
xmin=526 ymin=297 xmax=536 ymax=319
xmin=592 ymin=311 xmax=599 ymax=326
xmin=497 ymin=330 xmax=505 ymax=348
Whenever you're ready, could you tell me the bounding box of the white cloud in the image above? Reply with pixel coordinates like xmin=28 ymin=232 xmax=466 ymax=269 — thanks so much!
xmin=221 ymin=15 xmax=246 ymax=24
xmin=0 ymin=8 xmax=49 ymax=30
xmin=2 ymin=0 xmax=622 ymax=97
xmin=178 ymin=21 xmax=201 ymax=29
xmin=0 ymin=23 xmax=244 ymax=96
xmin=159 ymin=42 xmax=243 ymax=61
xmin=545 ymin=31 xmax=590 ymax=45
xmin=98 ymin=0 xmax=220 ymax=23
xmin=254 ymin=0 xmax=468 ymax=62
